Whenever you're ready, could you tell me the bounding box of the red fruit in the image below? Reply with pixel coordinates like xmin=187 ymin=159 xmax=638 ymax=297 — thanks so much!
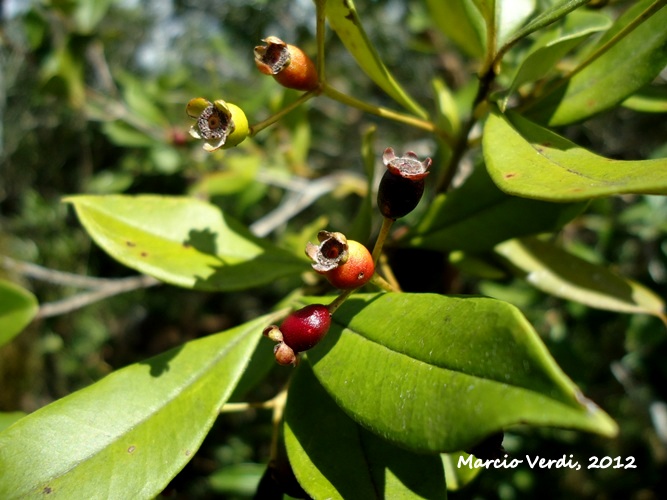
xmin=325 ymin=240 xmax=375 ymax=290
xmin=280 ymin=304 xmax=331 ymax=353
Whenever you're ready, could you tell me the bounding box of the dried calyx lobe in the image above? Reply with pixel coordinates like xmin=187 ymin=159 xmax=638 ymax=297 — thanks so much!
xmin=377 ymin=147 xmax=431 ymax=220
xmin=305 ymin=231 xmax=349 ymax=273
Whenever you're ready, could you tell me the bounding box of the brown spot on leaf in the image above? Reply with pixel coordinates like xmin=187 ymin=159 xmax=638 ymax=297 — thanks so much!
xmin=43 ymin=487 xmax=52 ymax=494
xmin=504 ymin=173 xmax=517 ymax=179
xmin=140 ymin=252 xmax=148 ymax=257
xmin=126 ymin=241 xmax=136 ymax=247
xmin=185 ymin=449 xmax=192 ymax=456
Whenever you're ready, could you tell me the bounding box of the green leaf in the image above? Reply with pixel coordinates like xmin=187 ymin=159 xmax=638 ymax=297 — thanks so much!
xmin=303 ymin=293 xmax=617 ymax=453
xmin=526 ymin=0 xmax=667 ymax=125
xmin=495 ymin=237 xmax=667 ymax=322
xmin=494 ymin=0 xmax=536 ymax=50
xmin=500 ymin=0 xmax=593 ymax=54
xmin=502 ymin=10 xmax=611 ymax=110
xmin=470 ymin=0 xmax=536 ymax=56
xmin=0 ymin=412 xmax=26 ymax=433
xmin=484 ymin=111 xmax=667 ymax=201
xmin=325 ymin=0 xmax=427 ymax=118
xmin=0 ymin=314 xmax=269 ymax=499
xmin=65 ymin=195 xmax=305 ymax=291
xmin=0 ymin=280 xmax=38 ymax=347
xmin=426 ymin=0 xmax=486 ymax=58
xmin=285 ymin=363 xmax=447 ymax=499
xmin=405 ymin=166 xmax=585 ymax=253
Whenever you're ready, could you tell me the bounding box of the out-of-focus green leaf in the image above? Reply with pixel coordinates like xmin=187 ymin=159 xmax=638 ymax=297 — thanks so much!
xmin=622 ymin=85 xmax=667 ymax=113
xmin=208 ymin=463 xmax=265 ymax=496
xmin=426 ymin=0 xmax=486 ymax=58
xmin=188 ymin=154 xmax=261 ymax=198
xmin=0 ymin=314 xmax=270 ymax=499
xmin=495 ymin=237 xmax=667 ymax=323
xmin=502 ymin=10 xmax=611 ymax=110
xmin=405 ymin=166 xmax=585 ymax=253
xmin=65 ymin=195 xmax=305 ymax=291
xmin=442 ymin=452 xmax=481 ymax=491
xmin=526 ymin=0 xmax=667 ymax=125
xmin=0 ymin=280 xmax=38 ymax=347
xmin=484 ymin=111 xmax=667 ymax=201
xmin=285 ymin=362 xmax=447 ymax=499
xmin=74 ymin=0 xmax=114 ymax=34
xmin=325 ymin=0 xmax=427 ymax=118
xmin=121 ymin=77 xmax=169 ymax=127
xmin=302 ymin=293 xmax=617 ymax=453
xmin=102 ymin=121 xmax=156 ymax=148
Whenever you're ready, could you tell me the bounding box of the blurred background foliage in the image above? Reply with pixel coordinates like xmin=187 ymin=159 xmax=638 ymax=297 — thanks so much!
xmin=1 ymin=0 xmax=666 ymax=498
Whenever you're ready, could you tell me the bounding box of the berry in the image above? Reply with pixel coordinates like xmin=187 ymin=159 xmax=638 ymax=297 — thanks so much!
xmin=254 ymin=36 xmax=319 ymax=92
xmin=186 ymin=98 xmax=249 ymax=151
xmin=279 ymin=304 xmax=331 ymax=353
xmin=325 ymin=240 xmax=374 ymax=290
xmin=377 ymin=147 xmax=431 ymax=219
xmin=305 ymin=231 xmax=375 ymax=290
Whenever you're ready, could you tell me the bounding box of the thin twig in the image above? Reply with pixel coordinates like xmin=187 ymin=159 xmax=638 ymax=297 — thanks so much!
xmin=249 ymin=171 xmax=364 ymax=237
xmin=2 ymin=256 xmax=125 ymax=288
xmin=36 ymin=275 xmax=160 ymax=319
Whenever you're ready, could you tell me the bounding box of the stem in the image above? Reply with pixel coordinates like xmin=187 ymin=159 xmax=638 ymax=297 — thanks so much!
xmin=368 ymin=273 xmax=399 ymax=293
xmin=322 ymin=84 xmax=454 ymax=146
xmin=248 ymin=90 xmax=318 ymax=136
xmin=436 ymin=69 xmax=495 ymax=193
xmin=378 ymin=253 xmax=402 ymax=291
xmin=371 ymin=216 xmax=394 ymax=264
xmin=315 ymin=0 xmax=327 ymax=82
xmin=327 ymin=289 xmax=354 ymax=314
xmin=220 ymin=390 xmax=288 ymax=414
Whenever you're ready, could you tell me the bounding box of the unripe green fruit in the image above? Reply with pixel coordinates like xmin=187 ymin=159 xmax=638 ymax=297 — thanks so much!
xmin=280 ymin=304 xmax=331 ymax=353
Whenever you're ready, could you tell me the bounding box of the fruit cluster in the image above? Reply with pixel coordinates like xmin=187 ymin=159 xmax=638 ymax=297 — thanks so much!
xmin=184 ymin=37 xmax=431 ymax=364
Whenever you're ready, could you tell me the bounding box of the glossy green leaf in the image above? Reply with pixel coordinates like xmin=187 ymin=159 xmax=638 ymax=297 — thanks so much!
xmin=503 ymin=10 xmax=611 ymax=110
xmin=303 ymin=293 xmax=617 ymax=453
xmin=470 ymin=0 xmax=536 ymax=55
xmin=426 ymin=0 xmax=486 ymax=58
xmin=0 ymin=280 xmax=38 ymax=347
xmin=65 ymin=195 xmax=305 ymax=291
xmin=484 ymin=111 xmax=667 ymax=201
xmin=495 ymin=0 xmax=536 ymax=50
xmin=325 ymin=0 xmax=427 ymax=118
xmin=495 ymin=237 xmax=667 ymax=323
xmin=526 ymin=0 xmax=667 ymax=125
xmin=405 ymin=166 xmax=585 ymax=253
xmin=0 ymin=314 xmax=270 ymax=499
xmin=285 ymin=363 xmax=447 ymax=499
